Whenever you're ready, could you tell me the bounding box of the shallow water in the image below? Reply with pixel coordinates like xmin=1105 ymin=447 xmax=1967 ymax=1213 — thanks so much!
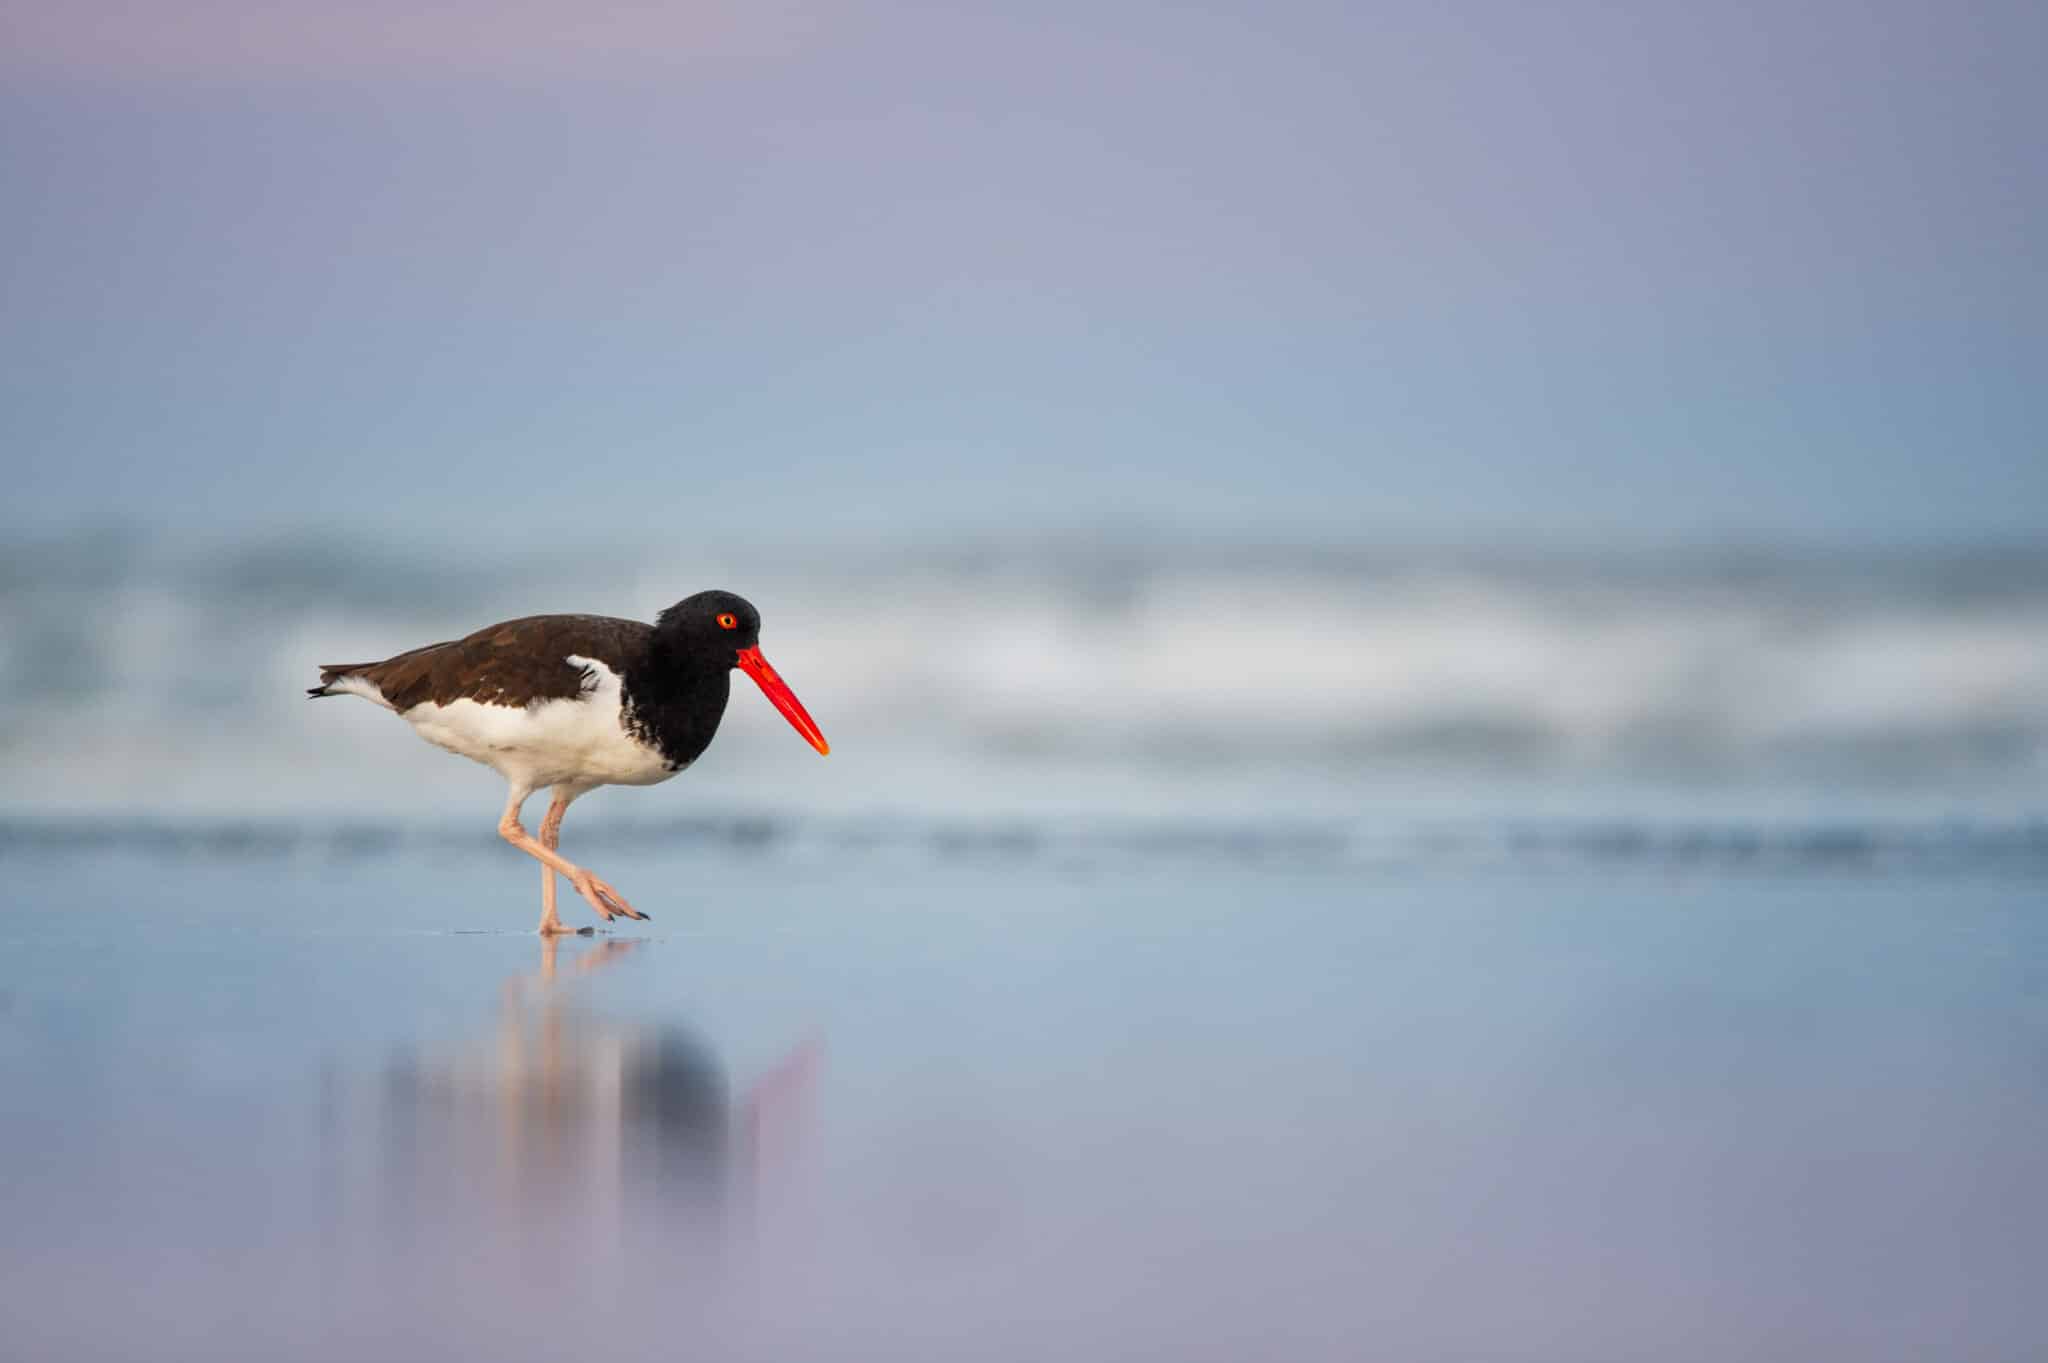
xmin=2 ymin=838 xmax=2042 ymax=1361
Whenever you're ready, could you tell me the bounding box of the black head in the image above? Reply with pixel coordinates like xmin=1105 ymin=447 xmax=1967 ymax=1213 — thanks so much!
xmin=656 ymin=590 xmax=762 ymax=662
xmin=654 ymin=589 xmax=829 ymax=755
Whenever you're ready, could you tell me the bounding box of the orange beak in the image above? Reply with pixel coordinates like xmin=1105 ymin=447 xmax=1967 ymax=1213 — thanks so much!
xmin=735 ymin=646 xmax=830 ymax=755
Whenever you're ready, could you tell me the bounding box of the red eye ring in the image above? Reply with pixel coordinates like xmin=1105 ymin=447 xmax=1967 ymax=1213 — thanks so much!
xmin=716 ymin=613 xmax=738 ymax=630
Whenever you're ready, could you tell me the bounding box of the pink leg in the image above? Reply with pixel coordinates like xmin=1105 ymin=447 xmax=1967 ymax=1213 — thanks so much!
xmin=498 ymin=786 xmax=649 ymax=934
xmin=538 ymin=787 xmax=574 ymax=935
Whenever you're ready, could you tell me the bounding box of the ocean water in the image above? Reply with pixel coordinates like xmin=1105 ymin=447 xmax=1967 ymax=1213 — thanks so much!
xmin=4 ymin=530 xmax=2045 ymax=823
xmin=3 ymin=530 xmax=2045 ymax=1358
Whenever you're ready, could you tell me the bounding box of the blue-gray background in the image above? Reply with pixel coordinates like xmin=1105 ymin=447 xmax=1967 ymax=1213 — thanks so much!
xmin=5 ymin=0 xmax=2044 ymax=545
xmin=3 ymin=8 xmax=2046 ymax=1361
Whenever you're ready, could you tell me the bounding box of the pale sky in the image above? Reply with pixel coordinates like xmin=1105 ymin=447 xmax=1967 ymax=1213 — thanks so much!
xmin=3 ymin=0 xmax=2042 ymax=547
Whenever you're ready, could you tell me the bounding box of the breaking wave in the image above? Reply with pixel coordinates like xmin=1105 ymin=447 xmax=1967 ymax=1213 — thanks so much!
xmin=4 ymin=529 xmax=2045 ymax=819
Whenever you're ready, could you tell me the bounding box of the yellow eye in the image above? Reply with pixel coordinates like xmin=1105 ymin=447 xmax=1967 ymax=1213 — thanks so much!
xmin=716 ymin=612 xmax=738 ymax=630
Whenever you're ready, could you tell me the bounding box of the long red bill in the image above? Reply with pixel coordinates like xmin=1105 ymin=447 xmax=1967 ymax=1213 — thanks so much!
xmin=735 ymin=646 xmax=830 ymax=756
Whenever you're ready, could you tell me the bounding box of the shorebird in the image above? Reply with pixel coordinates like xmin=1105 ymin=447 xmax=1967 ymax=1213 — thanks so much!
xmin=309 ymin=591 xmax=828 ymax=934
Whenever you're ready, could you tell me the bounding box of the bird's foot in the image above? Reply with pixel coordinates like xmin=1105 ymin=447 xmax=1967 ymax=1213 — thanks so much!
xmin=571 ymin=870 xmax=649 ymax=924
xmin=538 ymin=919 xmax=596 ymax=937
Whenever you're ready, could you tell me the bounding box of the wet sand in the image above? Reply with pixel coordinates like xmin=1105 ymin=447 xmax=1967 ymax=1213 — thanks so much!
xmin=2 ymin=837 xmax=2043 ymax=1361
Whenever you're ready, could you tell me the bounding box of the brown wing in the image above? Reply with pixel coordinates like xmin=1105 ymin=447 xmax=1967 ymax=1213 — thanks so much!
xmin=319 ymin=614 xmax=654 ymax=712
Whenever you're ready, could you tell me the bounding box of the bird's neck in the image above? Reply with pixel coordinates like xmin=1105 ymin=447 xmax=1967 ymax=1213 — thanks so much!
xmin=624 ymin=637 xmax=732 ymax=769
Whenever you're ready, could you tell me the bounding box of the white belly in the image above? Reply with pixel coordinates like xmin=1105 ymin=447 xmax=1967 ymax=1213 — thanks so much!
xmin=400 ymin=655 xmax=679 ymax=791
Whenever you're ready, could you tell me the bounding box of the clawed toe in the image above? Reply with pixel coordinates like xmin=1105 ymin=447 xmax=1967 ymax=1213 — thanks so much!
xmin=594 ymin=884 xmax=648 ymax=922
xmin=573 ymin=873 xmax=648 ymax=925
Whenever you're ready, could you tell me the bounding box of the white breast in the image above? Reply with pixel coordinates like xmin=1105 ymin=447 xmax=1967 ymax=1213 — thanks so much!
xmin=401 ymin=655 xmax=679 ymax=791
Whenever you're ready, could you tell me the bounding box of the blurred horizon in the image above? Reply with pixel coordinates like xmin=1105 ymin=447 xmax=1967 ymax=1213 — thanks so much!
xmin=5 ymin=521 xmax=2044 ymax=826
xmin=5 ymin=0 xmax=2044 ymax=824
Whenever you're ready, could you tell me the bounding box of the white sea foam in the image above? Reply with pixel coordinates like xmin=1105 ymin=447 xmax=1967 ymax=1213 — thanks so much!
xmin=4 ymin=533 xmax=2045 ymax=817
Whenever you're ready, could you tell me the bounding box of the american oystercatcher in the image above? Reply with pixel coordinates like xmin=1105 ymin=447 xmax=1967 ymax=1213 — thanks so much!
xmin=309 ymin=591 xmax=828 ymax=934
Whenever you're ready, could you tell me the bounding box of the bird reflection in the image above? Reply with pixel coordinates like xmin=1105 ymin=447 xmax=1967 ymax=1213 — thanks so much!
xmin=321 ymin=937 xmax=820 ymax=1282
